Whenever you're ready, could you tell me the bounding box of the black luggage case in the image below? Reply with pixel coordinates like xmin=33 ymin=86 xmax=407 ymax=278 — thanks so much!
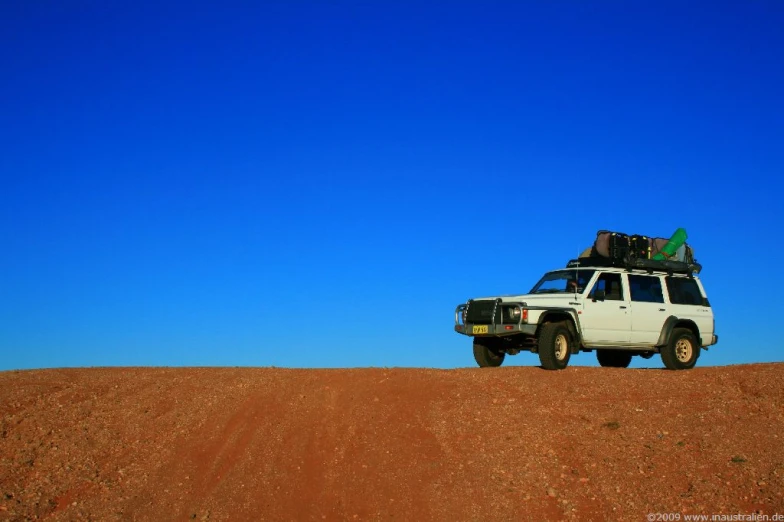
xmin=608 ymin=232 xmax=629 ymax=262
xmin=629 ymin=234 xmax=651 ymax=259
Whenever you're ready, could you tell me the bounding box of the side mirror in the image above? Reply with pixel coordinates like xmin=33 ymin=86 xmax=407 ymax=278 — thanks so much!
xmin=593 ymin=289 xmax=606 ymax=302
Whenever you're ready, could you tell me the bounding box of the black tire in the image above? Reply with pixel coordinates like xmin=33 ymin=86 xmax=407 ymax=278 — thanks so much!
xmin=596 ymin=350 xmax=633 ymax=368
xmin=538 ymin=322 xmax=571 ymax=370
xmin=473 ymin=339 xmax=505 ymax=368
xmin=661 ymin=327 xmax=700 ymax=370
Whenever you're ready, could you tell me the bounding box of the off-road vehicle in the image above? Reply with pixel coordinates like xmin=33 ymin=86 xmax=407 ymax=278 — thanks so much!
xmin=454 ymin=258 xmax=718 ymax=370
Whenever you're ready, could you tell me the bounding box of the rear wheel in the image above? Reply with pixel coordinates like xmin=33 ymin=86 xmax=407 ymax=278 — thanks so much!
xmin=473 ymin=339 xmax=505 ymax=367
xmin=538 ymin=322 xmax=571 ymax=370
xmin=596 ymin=350 xmax=633 ymax=368
xmin=661 ymin=328 xmax=700 ymax=370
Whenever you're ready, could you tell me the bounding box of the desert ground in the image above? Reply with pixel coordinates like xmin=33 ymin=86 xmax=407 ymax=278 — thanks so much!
xmin=1 ymin=363 xmax=782 ymax=521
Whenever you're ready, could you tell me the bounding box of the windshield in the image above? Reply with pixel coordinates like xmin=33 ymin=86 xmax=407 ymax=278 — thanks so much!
xmin=530 ymin=269 xmax=596 ymax=294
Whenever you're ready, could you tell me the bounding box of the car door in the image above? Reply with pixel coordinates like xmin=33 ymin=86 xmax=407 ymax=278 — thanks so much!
xmin=628 ymin=274 xmax=668 ymax=345
xmin=581 ymin=271 xmax=631 ymax=344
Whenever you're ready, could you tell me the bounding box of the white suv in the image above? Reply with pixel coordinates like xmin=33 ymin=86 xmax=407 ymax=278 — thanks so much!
xmin=454 ymin=259 xmax=718 ymax=370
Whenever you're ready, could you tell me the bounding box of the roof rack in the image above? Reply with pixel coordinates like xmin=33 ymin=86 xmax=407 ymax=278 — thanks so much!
xmin=565 ymin=257 xmax=702 ymax=275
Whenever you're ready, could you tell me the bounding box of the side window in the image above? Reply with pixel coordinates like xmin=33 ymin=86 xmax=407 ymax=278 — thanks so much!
xmin=628 ymin=274 xmax=665 ymax=303
xmin=666 ymin=277 xmax=704 ymax=306
xmin=589 ymin=273 xmax=624 ymax=301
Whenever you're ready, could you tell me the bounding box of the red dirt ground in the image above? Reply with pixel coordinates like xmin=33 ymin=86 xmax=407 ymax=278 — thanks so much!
xmin=1 ymin=364 xmax=783 ymax=521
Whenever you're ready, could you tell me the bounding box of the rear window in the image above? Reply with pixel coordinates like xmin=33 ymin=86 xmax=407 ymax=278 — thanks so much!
xmin=628 ymin=274 xmax=664 ymax=303
xmin=666 ymin=277 xmax=706 ymax=306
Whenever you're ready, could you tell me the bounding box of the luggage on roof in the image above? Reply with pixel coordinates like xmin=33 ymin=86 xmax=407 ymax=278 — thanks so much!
xmin=580 ymin=228 xmax=701 ymax=274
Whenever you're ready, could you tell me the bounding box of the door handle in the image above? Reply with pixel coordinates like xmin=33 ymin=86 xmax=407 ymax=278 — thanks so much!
xmin=659 ymin=308 xmax=666 ymax=312
xmin=619 ymin=306 xmax=627 ymax=309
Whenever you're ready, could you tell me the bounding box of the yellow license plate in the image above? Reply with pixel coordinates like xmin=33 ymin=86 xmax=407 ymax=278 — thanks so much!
xmin=472 ymin=325 xmax=489 ymax=334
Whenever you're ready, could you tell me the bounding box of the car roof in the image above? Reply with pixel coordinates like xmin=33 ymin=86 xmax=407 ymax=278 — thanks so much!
xmin=553 ymin=266 xmax=700 ymax=279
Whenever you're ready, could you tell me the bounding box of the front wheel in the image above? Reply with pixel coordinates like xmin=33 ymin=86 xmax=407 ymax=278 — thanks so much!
xmin=538 ymin=322 xmax=571 ymax=370
xmin=596 ymin=349 xmax=633 ymax=368
xmin=661 ymin=328 xmax=700 ymax=370
xmin=473 ymin=339 xmax=505 ymax=368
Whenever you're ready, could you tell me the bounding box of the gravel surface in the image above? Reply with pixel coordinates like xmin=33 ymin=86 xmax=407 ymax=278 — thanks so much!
xmin=1 ymin=364 xmax=783 ymax=521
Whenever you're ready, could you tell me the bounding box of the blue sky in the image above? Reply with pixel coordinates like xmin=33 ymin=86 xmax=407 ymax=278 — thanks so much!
xmin=1 ymin=1 xmax=782 ymax=370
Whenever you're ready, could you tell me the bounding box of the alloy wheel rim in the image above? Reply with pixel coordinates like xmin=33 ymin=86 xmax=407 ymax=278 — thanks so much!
xmin=555 ymin=334 xmax=568 ymax=360
xmin=675 ymin=338 xmax=693 ymax=362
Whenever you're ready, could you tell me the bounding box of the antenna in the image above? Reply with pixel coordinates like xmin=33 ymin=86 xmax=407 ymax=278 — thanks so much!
xmin=573 ymin=246 xmax=580 ymax=295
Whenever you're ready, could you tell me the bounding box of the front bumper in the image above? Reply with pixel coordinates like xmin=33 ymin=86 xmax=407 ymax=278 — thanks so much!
xmin=454 ymin=323 xmax=537 ymax=337
xmin=455 ymin=301 xmax=535 ymax=337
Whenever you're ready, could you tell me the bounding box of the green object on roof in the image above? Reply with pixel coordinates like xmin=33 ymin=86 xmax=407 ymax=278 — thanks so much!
xmin=652 ymin=228 xmax=688 ymax=260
